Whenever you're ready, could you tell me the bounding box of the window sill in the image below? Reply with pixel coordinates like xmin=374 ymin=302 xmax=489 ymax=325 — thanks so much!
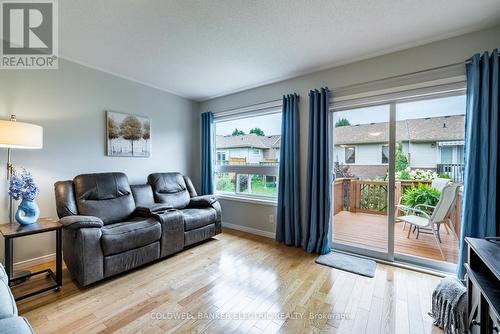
xmin=215 ymin=194 xmax=277 ymax=207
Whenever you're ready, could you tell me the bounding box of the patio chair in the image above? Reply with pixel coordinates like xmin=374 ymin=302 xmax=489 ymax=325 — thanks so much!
xmin=396 ymin=183 xmax=460 ymax=260
xmin=396 ymin=177 xmax=451 ymax=233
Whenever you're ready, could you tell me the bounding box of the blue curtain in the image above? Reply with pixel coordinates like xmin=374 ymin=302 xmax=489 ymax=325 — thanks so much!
xmin=276 ymin=94 xmax=301 ymax=246
xmin=305 ymin=88 xmax=332 ymax=254
xmin=457 ymin=49 xmax=499 ymax=277
xmin=201 ymin=112 xmax=214 ymax=195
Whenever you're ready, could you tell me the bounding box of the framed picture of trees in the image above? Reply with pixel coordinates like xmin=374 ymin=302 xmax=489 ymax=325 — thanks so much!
xmin=106 ymin=111 xmax=151 ymax=157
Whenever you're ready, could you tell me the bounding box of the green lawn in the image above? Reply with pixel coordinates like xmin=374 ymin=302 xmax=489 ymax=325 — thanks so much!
xmin=250 ymin=177 xmax=277 ymax=197
xmin=216 ymin=173 xmax=277 ymax=197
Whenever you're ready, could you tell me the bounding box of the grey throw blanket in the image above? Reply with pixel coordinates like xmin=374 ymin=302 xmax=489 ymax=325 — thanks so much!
xmin=431 ymin=277 xmax=467 ymax=334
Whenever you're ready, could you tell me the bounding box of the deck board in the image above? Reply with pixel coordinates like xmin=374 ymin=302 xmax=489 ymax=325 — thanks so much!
xmin=333 ymin=211 xmax=459 ymax=263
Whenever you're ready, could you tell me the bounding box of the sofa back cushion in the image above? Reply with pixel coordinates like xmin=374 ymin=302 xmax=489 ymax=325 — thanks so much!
xmin=131 ymin=184 xmax=155 ymax=207
xmin=73 ymin=173 xmax=135 ymax=225
xmin=148 ymin=173 xmax=190 ymax=209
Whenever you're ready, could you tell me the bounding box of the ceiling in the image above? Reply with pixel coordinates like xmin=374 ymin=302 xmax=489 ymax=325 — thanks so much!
xmin=60 ymin=0 xmax=500 ymax=101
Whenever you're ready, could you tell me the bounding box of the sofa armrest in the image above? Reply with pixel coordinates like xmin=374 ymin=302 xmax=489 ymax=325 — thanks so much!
xmin=63 ymin=227 xmax=104 ymax=286
xmin=60 ymin=215 xmax=104 ymax=230
xmin=134 ymin=204 xmax=173 ymax=217
xmin=189 ymin=195 xmax=217 ymax=208
xmin=189 ymin=195 xmax=222 ymax=234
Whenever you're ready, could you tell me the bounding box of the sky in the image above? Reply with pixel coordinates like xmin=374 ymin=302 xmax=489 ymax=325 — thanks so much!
xmin=215 ymin=95 xmax=466 ymax=136
xmin=335 ymin=94 xmax=466 ymax=124
xmin=216 ymin=113 xmax=282 ymax=136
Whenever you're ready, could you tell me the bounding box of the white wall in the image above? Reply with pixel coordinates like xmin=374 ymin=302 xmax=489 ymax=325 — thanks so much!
xmin=335 ymin=144 xmax=384 ymax=165
xmin=0 ymin=59 xmax=199 ymax=263
xmin=405 ymin=142 xmax=438 ymax=169
xmin=200 ymin=26 xmax=500 ymax=237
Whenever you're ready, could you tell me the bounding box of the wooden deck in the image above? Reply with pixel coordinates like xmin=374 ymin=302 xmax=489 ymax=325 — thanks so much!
xmin=333 ymin=211 xmax=459 ymax=263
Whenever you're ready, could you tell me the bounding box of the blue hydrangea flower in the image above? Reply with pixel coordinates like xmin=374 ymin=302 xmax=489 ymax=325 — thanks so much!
xmin=9 ymin=169 xmax=39 ymax=201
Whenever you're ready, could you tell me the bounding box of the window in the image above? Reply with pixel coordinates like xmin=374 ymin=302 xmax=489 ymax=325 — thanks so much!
xmin=214 ymin=112 xmax=282 ymax=199
xmin=345 ymin=146 xmax=355 ymax=163
xmin=440 ymin=146 xmax=453 ymax=164
xmin=381 ymin=145 xmax=389 ymax=164
xmin=217 ymin=152 xmax=226 ymax=163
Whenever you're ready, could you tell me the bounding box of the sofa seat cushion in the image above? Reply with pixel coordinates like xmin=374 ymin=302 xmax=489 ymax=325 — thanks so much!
xmin=101 ymin=217 xmax=161 ymax=256
xmin=182 ymin=208 xmax=217 ymax=231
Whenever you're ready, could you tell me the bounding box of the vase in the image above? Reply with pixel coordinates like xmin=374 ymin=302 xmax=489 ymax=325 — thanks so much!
xmin=15 ymin=198 xmax=40 ymax=225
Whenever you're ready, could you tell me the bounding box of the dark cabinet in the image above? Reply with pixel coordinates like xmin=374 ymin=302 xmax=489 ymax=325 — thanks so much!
xmin=465 ymin=238 xmax=500 ymax=334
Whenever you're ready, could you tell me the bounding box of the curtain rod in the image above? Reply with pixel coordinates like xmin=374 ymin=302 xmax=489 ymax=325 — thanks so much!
xmin=465 ymin=53 xmax=500 ymax=64
xmin=213 ymin=98 xmax=282 ymax=115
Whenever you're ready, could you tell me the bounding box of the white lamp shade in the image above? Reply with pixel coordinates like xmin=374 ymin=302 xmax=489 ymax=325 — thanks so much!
xmin=0 ymin=119 xmax=43 ymax=149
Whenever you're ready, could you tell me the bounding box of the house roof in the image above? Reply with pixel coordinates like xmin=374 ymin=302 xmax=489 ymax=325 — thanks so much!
xmin=216 ymin=134 xmax=281 ymax=149
xmin=334 ymin=115 xmax=464 ymax=145
xmin=216 ymin=116 xmax=464 ymax=148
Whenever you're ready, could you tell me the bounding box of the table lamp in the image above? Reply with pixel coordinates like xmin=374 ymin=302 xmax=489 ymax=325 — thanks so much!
xmin=0 ymin=115 xmax=43 ymax=223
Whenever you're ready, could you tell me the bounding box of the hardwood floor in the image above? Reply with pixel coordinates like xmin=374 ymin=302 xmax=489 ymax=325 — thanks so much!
xmin=15 ymin=229 xmax=444 ymax=333
xmin=333 ymin=211 xmax=459 ymax=263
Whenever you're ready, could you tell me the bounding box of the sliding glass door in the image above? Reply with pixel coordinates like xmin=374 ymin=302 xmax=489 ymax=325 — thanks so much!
xmin=330 ymin=89 xmax=466 ymax=271
xmin=331 ymin=104 xmax=393 ymax=260
xmin=393 ymin=95 xmax=465 ymax=267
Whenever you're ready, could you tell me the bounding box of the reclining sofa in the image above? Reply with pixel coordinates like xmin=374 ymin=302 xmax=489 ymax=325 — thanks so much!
xmin=0 ymin=264 xmax=34 ymax=333
xmin=54 ymin=172 xmax=221 ymax=286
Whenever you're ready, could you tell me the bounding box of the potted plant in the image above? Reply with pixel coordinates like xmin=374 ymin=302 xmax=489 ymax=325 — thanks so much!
xmin=402 ymin=184 xmax=440 ymax=214
xmin=9 ymin=169 xmax=40 ymax=225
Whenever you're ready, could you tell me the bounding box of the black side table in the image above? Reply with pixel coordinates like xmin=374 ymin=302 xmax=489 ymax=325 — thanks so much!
xmin=0 ymin=218 xmax=62 ymax=301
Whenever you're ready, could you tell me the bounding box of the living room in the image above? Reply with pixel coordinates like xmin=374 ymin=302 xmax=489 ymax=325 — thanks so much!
xmin=0 ymin=1 xmax=499 ymax=333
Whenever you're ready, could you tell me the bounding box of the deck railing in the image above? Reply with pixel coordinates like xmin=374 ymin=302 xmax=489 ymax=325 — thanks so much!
xmin=437 ymin=163 xmax=464 ymax=183
xmin=333 ymin=178 xmax=463 ymax=235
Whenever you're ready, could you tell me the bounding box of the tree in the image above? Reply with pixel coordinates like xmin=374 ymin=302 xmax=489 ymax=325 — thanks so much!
xmin=335 ymin=118 xmax=351 ymax=127
xmin=334 ymin=162 xmax=354 ymax=178
xmin=249 ymin=128 xmax=265 ymax=136
xmin=107 ymin=117 xmax=120 ymax=154
xmin=142 ymin=121 xmax=150 ymax=152
xmin=120 ymin=115 xmax=143 ymax=155
xmin=395 ymin=141 xmax=409 ymax=173
xmin=232 ymin=128 xmax=245 ymax=136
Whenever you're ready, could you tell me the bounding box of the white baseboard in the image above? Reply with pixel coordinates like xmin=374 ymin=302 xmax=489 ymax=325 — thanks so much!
xmin=222 ymin=221 xmax=276 ymax=239
xmin=13 ymin=253 xmax=56 ymax=271
xmin=11 ymin=224 xmax=276 ymax=270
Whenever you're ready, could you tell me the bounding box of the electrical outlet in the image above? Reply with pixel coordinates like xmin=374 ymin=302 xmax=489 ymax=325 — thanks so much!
xmin=268 ymin=214 xmax=275 ymax=224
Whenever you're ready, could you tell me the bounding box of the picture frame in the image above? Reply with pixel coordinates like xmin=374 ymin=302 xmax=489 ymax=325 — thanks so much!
xmin=106 ymin=111 xmax=151 ymax=157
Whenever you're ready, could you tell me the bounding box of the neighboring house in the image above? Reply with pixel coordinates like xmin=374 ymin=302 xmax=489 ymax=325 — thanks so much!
xmin=216 ymin=115 xmax=464 ymax=181
xmin=216 ymin=134 xmax=281 ymax=165
xmin=333 ymin=115 xmax=465 ymax=180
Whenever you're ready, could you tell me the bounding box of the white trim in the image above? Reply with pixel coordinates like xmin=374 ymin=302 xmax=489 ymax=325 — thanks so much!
xmin=222 ymin=222 xmax=276 ymax=239
xmin=333 ymin=77 xmax=464 ymax=103
xmin=331 ymin=62 xmax=465 ymax=102
xmin=217 ymin=164 xmax=279 ymax=176
xmin=331 ymin=81 xmax=466 ymax=111
xmin=13 ymin=253 xmax=56 ymax=271
xmin=216 ymin=193 xmax=277 ymax=206
xmin=213 ymin=99 xmax=282 ymax=121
